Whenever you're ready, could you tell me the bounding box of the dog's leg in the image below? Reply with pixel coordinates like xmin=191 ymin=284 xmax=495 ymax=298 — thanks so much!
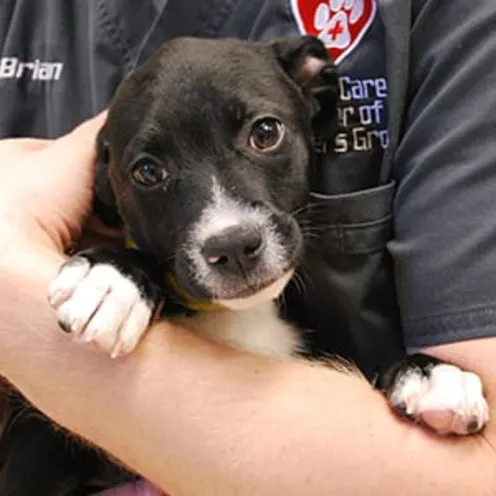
xmin=376 ymin=353 xmax=489 ymax=435
xmin=48 ymin=248 xmax=164 ymax=358
xmin=0 ymin=392 xmax=136 ymax=495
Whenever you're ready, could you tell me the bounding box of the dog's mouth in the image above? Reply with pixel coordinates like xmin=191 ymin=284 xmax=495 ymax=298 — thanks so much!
xmin=166 ymin=268 xmax=294 ymax=311
xmin=213 ymin=269 xmax=294 ymax=310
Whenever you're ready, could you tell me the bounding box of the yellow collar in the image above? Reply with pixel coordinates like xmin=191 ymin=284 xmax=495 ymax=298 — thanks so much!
xmin=164 ymin=273 xmax=224 ymax=311
xmin=125 ymin=236 xmax=223 ymax=312
xmin=124 ymin=236 xmax=138 ymax=250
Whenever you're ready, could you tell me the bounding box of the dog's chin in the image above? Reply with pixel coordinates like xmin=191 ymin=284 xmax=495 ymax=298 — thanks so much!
xmin=214 ymin=270 xmax=294 ymax=311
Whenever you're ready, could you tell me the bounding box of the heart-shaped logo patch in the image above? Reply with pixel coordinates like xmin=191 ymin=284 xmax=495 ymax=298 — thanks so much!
xmin=290 ymin=0 xmax=377 ymax=64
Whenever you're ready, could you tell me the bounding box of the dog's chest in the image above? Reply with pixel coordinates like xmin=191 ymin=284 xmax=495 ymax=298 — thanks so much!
xmin=170 ymin=301 xmax=303 ymax=358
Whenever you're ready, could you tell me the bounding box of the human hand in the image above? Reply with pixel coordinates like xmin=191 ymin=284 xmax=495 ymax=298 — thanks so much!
xmin=0 ymin=115 xmax=162 ymax=495
xmin=0 ymin=114 xmax=118 ymax=373
xmin=0 ymin=113 xmax=119 ymax=257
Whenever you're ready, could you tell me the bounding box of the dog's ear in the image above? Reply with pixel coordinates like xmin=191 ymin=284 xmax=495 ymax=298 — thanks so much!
xmin=272 ymin=36 xmax=339 ymax=145
xmin=93 ymin=125 xmax=122 ymax=227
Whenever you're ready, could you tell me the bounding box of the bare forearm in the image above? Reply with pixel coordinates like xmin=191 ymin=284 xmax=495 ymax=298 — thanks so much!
xmin=2 ymin=249 xmax=496 ymax=495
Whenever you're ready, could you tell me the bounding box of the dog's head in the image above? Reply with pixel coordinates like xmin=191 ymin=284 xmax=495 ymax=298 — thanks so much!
xmin=96 ymin=36 xmax=338 ymax=310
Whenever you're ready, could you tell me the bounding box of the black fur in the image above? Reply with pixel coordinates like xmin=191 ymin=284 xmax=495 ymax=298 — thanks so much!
xmin=0 ymin=392 xmax=136 ymax=495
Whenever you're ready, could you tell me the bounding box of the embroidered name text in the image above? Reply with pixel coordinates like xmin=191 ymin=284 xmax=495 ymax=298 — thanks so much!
xmin=0 ymin=57 xmax=63 ymax=81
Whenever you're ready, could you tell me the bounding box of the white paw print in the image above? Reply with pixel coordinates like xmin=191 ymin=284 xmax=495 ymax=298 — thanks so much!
xmin=314 ymin=0 xmax=364 ymax=48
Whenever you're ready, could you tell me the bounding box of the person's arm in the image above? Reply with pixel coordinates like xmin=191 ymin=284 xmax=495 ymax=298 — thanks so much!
xmin=1 ymin=246 xmax=496 ymax=495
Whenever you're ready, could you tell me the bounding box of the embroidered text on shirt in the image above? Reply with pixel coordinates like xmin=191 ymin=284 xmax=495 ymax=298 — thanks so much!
xmin=334 ymin=75 xmax=389 ymax=153
xmin=0 ymin=57 xmax=63 ymax=81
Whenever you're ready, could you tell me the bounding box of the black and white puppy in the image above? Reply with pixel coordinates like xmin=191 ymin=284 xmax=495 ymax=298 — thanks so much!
xmin=52 ymin=36 xmax=332 ymax=361
xmin=1 ymin=34 xmax=488 ymax=496
xmin=49 ymin=36 xmax=489 ymax=437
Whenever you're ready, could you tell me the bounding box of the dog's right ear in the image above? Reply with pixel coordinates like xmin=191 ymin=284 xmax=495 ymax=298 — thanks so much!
xmin=93 ymin=126 xmax=122 ymax=227
xmin=272 ymin=36 xmax=339 ymax=144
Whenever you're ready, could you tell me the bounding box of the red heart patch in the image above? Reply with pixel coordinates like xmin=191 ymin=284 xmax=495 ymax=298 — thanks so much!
xmin=290 ymin=0 xmax=377 ymax=64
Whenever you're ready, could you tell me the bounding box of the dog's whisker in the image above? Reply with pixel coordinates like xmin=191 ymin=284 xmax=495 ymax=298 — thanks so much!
xmin=300 ymin=226 xmax=326 ymax=240
xmin=298 ymin=271 xmax=308 ymax=297
xmin=278 ymin=290 xmax=288 ymax=313
xmin=296 ymin=265 xmax=314 ymax=293
xmin=302 ymin=224 xmax=338 ymax=232
xmin=290 ymin=270 xmax=307 ymax=297
xmin=302 ymin=233 xmax=321 ymax=242
xmin=291 ymin=274 xmax=302 ymax=296
xmin=291 ymin=204 xmax=311 ymax=217
xmin=300 ymin=225 xmax=324 ymax=233
xmin=292 ymin=200 xmax=329 ymax=215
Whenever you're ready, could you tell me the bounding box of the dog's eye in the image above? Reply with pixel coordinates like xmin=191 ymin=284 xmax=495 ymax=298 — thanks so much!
xmin=249 ymin=118 xmax=284 ymax=151
xmin=131 ymin=160 xmax=168 ymax=187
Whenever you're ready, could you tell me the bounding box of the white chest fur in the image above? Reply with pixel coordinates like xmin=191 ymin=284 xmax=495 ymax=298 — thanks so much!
xmin=171 ymin=301 xmax=303 ymax=358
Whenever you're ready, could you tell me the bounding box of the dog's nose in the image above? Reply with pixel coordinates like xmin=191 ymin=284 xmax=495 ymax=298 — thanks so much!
xmin=202 ymin=225 xmax=266 ymax=275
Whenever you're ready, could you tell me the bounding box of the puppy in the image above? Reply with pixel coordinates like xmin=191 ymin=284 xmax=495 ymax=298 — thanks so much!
xmin=0 ymin=36 xmax=489 ymax=495
xmin=51 ymin=36 xmax=339 ymax=363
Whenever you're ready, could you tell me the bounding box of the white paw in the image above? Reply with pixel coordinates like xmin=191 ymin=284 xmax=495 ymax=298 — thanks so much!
xmin=48 ymin=257 xmax=153 ymax=358
xmin=389 ymin=364 xmax=489 ymax=435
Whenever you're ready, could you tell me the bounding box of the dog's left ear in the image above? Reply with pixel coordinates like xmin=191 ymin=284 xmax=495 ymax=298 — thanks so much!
xmin=92 ymin=126 xmax=122 ymax=228
xmin=272 ymin=36 xmax=339 ymax=145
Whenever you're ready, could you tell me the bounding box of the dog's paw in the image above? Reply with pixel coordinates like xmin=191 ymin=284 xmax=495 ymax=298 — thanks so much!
xmin=48 ymin=252 xmax=159 ymax=358
xmin=385 ymin=355 xmax=489 ymax=435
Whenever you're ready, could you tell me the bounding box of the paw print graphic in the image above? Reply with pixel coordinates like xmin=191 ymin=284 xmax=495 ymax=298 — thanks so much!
xmin=314 ymin=0 xmax=364 ymax=48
